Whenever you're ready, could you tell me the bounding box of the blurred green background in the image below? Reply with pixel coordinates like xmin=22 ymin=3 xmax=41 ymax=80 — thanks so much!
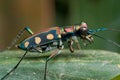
xmin=0 ymin=0 xmax=120 ymax=52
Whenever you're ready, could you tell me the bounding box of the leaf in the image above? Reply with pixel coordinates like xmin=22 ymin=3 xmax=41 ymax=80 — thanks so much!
xmin=111 ymin=75 xmax=120 ymax=80
xmin=0 ymin=50 xmax=120 ymax=80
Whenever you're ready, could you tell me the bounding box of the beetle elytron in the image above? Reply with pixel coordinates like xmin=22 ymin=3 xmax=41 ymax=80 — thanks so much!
xmin=1 ymin=22 xmax=120 ymax=80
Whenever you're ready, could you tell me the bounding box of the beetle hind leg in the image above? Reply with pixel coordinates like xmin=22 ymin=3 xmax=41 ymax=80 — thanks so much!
xmin=1 ymin=49 xmax=29 ymax=80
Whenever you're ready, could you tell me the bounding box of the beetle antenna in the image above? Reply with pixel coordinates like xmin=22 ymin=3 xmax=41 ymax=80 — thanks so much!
xmin=88 ymin=28 xmax=120 ymax=34
xmin=93 ymin=34 xmax=120 ymax=48
xmin=7 ymin=27 xmax=33 ymax=50
xmin=108 ymin=28 xmax=120 ymax=32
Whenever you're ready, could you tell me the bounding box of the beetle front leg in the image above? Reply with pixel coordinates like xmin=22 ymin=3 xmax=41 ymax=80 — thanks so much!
xmin=68 ymin=36 xmax=80 ymax=53
xmin=82 ymin=39 xmax=88 ymax=46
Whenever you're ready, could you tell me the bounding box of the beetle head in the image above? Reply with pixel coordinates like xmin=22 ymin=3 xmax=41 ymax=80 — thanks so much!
xmin=77 ymin=22 xmax=94 ymax=44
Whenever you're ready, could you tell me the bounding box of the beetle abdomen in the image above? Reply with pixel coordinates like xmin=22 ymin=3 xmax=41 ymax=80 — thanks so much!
xmin=18 ymin=29 xmax=59 ymax=50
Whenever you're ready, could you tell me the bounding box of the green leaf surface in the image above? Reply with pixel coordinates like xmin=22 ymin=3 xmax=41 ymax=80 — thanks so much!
xmin=112 ymin=75 xmax=120 ymax=80
xmin=0 ymin=50 xmax=120 ymax=80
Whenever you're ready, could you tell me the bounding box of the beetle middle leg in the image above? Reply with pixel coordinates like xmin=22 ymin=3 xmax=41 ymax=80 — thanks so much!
xmin=44 ymin=40 xmax=64 ymax=80
xmin=44 ymin=48 xmax=63 ymax=80
xmin=68 ymin=39 xmax=74 ymax=53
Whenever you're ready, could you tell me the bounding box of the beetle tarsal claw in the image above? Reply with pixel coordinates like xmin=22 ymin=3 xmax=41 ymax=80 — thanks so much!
xmin=83 ymin=42 xmax=88 ymax=46
xmin=85 ymin=35 xmax=93 ymax=43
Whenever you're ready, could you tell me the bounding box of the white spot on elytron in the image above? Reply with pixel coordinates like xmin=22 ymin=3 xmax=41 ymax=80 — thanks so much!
xmin=47 ymin=34 xmax=54 ymax=40
xmin=58 ymin=34 xmax=61 ymax=38
xmin=24 ymin=41 xmax=29 ymax=48
xmin=35 ymin=37 xmax=41 ymax=44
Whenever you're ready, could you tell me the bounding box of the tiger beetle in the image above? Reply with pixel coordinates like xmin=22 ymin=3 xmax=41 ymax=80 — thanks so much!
xmin=1 ymin=22 xmax=120 ymax=80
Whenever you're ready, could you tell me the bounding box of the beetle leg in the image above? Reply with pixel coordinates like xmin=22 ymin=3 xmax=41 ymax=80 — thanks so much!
xmin=68 ymin=39 xmax=74 ymax=53
xmin=82 ymin=39 xmax=88 ymax=46
xmin=31 ymin=46 xmax=43 ymax=53
xmin=1 ymin=48 xmax=30 ymax=80
xmin=85 ymin=35 xmax=94 ymax=43
xmin=44 ymin=43 xmax=64 ymax=80
xmin=68 ymin=36 xmax=80 ymax=53
xmin=25 ymin=27 xmax=34 ymax=35
xmin=72 ymin=36 xmax=80 ymax=49
xmin=7 ymin=27 xmax=34 ymax=50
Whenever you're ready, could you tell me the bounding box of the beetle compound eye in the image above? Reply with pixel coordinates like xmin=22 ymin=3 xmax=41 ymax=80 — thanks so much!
xmin=82 ymin=27 xmax=87 ymax=31
xmin=79 ymin=27 xmax=88 ymax=35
